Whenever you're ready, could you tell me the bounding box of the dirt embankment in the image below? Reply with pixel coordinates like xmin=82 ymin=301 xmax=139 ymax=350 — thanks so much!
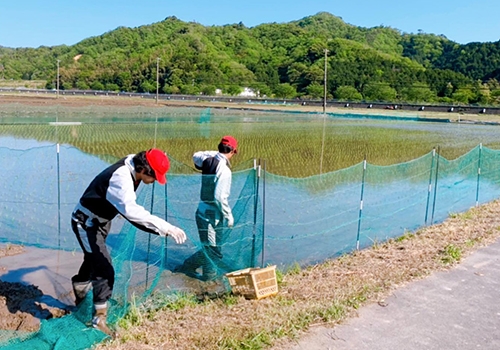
xmin=2 ymin=93 xmax=498 ymax=123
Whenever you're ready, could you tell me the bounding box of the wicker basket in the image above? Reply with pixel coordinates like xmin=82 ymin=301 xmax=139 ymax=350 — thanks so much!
xmin=225 ymin=265 xmax=278 ymax=300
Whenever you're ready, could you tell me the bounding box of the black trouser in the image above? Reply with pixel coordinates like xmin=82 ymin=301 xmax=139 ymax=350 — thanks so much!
xmin=71 ymin=210 xmax=114 ymax=307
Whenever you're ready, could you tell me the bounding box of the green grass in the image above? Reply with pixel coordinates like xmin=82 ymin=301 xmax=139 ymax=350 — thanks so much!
xmin=394 ymin=231 xmax=415 ymax=242
xmin=118 ymin=291 xmax=199 ymax=330
xmin=0 ymin=80 xmax=46 ymax=88
xmin=440 ymin=244 xmax=462 ymax=264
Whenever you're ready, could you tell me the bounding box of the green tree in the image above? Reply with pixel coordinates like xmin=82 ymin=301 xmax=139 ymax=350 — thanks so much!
xmin=2 ymin=12 xmax=499 ymax=106
xmin=62 ymin=82 xmax=72 ymax=90
xmin=139 ymin=81 xmax=155 ymax=93
xmin=201 ymin=85 xmax=216 ymax=95
xmin=305 ymin=83 xmax=324 ymax=99
xmin=91 ymin=81 xmax=105 ymax=90
xmin=362 ymin=83 xmax=397 ymax=101
xmin=180 ymin=84 xmax=200 ymax=95
xmin=248 ymin=82 xmax=271 ymax=97
xmin=470 ymin=80 xmax=490 ymax=105
xmin=335 ymin=86 xmax=363 ymax=101
xmin=105 ymin=83 xmax=120 ymax=92
xmin=163 ymin=85 xmax=180 ymax=94
xmin=401 ymin=34 xmax=446 ymax=67
xmin=400 ymin=83 xmax=436 ymax=102
xmin=487 ymin=78 xmax=500 ymax=104
xmin=274 ymin=83 xmax=297 ymax=98
xmin=226 ymin=85 xmax=242 ymax=96
xmin=76 ymin=81 xmax=90 ymax=90
xmin=452 ymin=88 xmax=474 ymax=104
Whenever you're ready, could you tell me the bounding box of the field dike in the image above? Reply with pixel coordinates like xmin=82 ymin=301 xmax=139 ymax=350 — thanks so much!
xmin=89 ymin=200 xmax=500 ymax=350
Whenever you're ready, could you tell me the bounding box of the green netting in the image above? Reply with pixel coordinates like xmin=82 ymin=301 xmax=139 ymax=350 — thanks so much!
xmin=1 ymin=296 xmax=107 ymax=350
xmin=1 ymin=107 xmax=500 ymax=349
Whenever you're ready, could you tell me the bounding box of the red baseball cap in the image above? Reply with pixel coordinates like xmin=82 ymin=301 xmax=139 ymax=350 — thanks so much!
xmin=221 ymin=135 xmax=238 ymax=153
xmin=145 ymin=149 xmax=170 ymax=185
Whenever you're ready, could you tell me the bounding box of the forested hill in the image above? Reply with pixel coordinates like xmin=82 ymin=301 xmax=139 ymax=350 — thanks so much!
xmin=1 ymin=12 xmax=499 ymax=105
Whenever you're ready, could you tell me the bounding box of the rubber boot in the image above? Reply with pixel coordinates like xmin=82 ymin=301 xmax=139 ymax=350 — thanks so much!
xmin=174 ymin=250 xmax=204 ymax=279
xmin=92 ymin=307 xmax=116 ymax=339
xmin=202 ymin=258 xmax=217 ymax=281
xmin=202 ymin=246 xmax=221 ymax=282
xmin=72 ymin=280 xmax=92 ymax=306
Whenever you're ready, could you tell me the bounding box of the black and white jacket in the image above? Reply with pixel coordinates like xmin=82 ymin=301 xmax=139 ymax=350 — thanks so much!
xmin=74 ymin=154 xmax=176 ymax=236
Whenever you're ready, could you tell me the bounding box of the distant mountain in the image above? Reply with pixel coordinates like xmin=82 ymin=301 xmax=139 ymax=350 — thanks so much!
xmin=0 ymin=12 xmax=498 ymax=105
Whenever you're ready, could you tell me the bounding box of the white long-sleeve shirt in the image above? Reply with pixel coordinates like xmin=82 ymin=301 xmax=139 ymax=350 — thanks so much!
xmin=75 ymin=154 xmax=176 ymax=236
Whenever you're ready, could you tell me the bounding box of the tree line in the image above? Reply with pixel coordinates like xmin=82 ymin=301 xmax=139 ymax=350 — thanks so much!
xmin=1 ymin=12 xmax=499 ymax=105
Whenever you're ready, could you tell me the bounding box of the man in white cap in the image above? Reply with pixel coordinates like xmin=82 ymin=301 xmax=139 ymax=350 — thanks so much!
xmin=175 ymin=136 xmax=238 ymax=281
xmin=71 ymin=149 xmax=186 ymax=338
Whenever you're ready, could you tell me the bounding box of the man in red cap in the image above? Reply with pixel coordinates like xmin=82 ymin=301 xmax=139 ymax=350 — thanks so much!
xmin=175 ymin=135 xmax=238 ymax=281
xmin=70 ymin=149 xmax=186 ymax=337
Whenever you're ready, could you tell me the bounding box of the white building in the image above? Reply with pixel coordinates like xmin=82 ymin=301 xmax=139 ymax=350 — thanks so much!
xmin=238 ymin=87 xmax=257 ymax=97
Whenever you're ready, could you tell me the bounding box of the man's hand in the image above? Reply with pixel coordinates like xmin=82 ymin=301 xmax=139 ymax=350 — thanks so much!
xmin=167 ymin=226 xmax=187 ymax=244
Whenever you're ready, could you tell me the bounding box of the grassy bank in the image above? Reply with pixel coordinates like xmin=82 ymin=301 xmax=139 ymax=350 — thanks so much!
xmin=93 ymin=200 xmax=500 ymax=350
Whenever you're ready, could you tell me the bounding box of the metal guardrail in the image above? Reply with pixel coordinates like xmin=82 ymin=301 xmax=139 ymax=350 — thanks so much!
xmin=1 ymin=87 xmax=499 ymax=116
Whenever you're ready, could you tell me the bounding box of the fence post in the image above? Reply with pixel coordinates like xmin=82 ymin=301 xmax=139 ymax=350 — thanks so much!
xmin=55 ymin=142 xmax=62 ymax=283
xmin=153 ymin=113 xmax=158 ymax=148
xmin=54 ymin=112 xmax=62 ymax=276
xmin=261 ymin=159 xmax=267 ymax=268
xmin=475 ymin=144 xmax=483 ymax=207
xmin=145 ymin=182 xmax=156 ymax=290
xmin=356 ymin=157 xmax=367 ymax=250
xmin=251 ymin=159 xmax=261 ymax=267
xmin=425 ymin=148 xmax=436 ymax=225
xmin=164 ymin=180 xmax=168 ymax=267
xmin=56 ymin=143 xmax=61 ymax=250
xmin=430 ymin=146 xmax=441 ymax=225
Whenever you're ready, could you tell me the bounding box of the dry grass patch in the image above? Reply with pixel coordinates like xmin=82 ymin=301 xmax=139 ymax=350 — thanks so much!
xmin=94 ymin=201 xmax=500 ymax=349
xmin=0 ymin=244 xmax=24 ymax=258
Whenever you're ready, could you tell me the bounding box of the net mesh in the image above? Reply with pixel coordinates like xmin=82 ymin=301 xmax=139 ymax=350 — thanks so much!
xmin=1 ymin=106 xmax=500 ymax=349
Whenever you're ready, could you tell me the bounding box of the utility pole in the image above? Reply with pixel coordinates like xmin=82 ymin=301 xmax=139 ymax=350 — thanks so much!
xmin=156 ymin=57 xmax=160 ymax=104
xmin=56 ymin=59 xmax=60 ymax=99
xmin=323 ymin=49 xmax=329 ymax=114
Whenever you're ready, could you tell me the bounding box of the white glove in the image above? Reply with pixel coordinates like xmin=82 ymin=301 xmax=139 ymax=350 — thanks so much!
xmin=226 ymin=215 xmax=234 ymax=229
xmin=167 ymin=226 xmax=187 ymax=244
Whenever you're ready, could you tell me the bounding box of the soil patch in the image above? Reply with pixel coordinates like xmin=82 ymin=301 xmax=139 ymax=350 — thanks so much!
xmin=0 ymin=280 xmax=68 ymax=332
xmin=0 ymin=246 xmax=69 ymax=332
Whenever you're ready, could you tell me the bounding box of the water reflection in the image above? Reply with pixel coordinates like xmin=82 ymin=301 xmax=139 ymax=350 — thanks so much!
xmin=0 ymin=135 xmax=54 ymax=150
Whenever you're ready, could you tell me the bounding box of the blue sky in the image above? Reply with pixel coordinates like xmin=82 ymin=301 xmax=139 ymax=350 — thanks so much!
xmin=1 ymin=0 xmax=499 ymax=48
